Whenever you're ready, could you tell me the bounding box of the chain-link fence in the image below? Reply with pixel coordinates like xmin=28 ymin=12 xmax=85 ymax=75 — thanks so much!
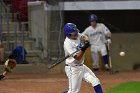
xmin=46 ymin=0 xmax=64 ymax=64
xmin=28 ymin=0 xmax=65 ymax=65
xmin=0 ymin=0 xmax=31 ymax=63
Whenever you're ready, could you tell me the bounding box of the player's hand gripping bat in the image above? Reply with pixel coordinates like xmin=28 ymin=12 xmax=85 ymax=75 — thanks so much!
xmin=48 ymin=35 xmax=90 ymax=69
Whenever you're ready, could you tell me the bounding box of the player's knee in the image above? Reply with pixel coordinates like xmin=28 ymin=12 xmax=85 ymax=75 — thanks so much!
xmin=101 ymin=48 xmax=107 ymax=56
xmin=91 ymin=78 xmax=101 ymax=87
xmin=85 ymin=75 xmax=100 ymax=87
xmin=102 ymin=51 xmax=107 ymax=56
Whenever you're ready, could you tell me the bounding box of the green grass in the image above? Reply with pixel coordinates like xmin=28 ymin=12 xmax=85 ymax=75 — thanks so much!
xmin=105 ymin=82 xmax=140 ymax=93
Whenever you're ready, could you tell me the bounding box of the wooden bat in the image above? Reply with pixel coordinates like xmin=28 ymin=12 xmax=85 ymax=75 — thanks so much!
xmin=107 ymin=43 xmax=114 ymax=74
xmin=107 ymin=43 xmax=112 ymax=69
xmin=107 ymin=43 xmax=119 ymax=74
xmin=47 ymin=50 xmax=79 ymax=69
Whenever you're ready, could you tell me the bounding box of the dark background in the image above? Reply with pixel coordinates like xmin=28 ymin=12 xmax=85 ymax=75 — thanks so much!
xmin=64 ymin=10 xmax=140 ymax=33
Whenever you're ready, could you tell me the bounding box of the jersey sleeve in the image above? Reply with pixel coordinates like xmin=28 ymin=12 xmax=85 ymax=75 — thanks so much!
xmin=82 ymin=28 xmax=88 ymax=36
xmin=64 ymin=41 xmax=76 ymax=63
xmin=102 ymin=24 xmax=111 ymax=38
xmin=64 ymin=40 xmax=77 ymax=56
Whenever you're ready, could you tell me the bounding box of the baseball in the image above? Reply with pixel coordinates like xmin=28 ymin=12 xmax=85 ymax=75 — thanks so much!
xmin=119 ymin=51 xmax=125 ymax=56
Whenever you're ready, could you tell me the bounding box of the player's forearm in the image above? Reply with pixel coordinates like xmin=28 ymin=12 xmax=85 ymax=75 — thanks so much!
xmin=106 ymin=32 xmax=111 ymax=38
xmin=74 ymin=50 xmax=84 ymax=61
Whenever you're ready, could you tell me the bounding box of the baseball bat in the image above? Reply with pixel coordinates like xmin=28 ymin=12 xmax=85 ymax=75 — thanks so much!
xmin=107 ymin=43 xmax=114 ymax=74
xmin=107 ymin=43 xmax=119 ymax=74
xmin=47 ymin=49 xmax=80 ymax=69
xmin=107 ymin=43 xmax=112 ymax=68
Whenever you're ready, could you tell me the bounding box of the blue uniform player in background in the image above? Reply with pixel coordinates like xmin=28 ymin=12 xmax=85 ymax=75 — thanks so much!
xmin=12 ymin=45 xmax=27 ymax=64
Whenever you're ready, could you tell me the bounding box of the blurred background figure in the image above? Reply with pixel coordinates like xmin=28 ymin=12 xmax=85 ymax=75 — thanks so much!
xmin=83 ymin=14 xmax=111 ymax=71
xmin=0 ymin=53 xmax=17 ymax=80
xmin=12 ymin=45 xmax=28 ymax=64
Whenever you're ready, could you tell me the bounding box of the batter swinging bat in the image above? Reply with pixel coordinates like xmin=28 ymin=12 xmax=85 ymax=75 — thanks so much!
xmin=48 ymin=36 xmax=89 ymax=69
xmin=47 ymin=49 xmax=80 ymax=69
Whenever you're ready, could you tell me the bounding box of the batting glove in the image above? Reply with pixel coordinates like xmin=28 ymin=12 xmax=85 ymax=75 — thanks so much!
xmin=81 ymin=41 xmax=90 ymax=52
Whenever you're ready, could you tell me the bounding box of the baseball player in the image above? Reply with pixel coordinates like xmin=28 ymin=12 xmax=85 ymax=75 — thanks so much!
xmin=63 ymin=23 xmax=103 ymax=93
xmin=0 ymin=53 xmax=17 ymax=80
xmin=82 ymin=14 xmax=111 ymax=71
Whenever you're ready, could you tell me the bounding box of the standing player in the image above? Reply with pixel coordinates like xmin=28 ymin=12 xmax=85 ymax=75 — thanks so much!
xmin=83 ymin=14 xmax=111 ymax=71
xmin=63 ymin=23 xmax=103 ymax=93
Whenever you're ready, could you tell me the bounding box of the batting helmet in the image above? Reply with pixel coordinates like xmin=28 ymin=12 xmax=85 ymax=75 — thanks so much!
xmin=64 ymin=23 xmax=78 ymax=37
xmin=89 ymin=14 xmax=98 ymax=22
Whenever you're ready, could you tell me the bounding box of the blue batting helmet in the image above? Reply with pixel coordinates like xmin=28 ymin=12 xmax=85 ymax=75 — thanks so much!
xmin=64 ymin=23 xmax=78 ymax=37
xmin=89 ymin=14 xmax=98 ymax=22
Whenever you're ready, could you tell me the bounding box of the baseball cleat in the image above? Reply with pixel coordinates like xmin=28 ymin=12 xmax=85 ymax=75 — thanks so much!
xmin=105 ymin=64 xmax=110 ymax=70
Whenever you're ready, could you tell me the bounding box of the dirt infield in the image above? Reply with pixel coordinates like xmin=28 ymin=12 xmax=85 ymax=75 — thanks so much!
xmin=0 ymin=71 xmax=140 ymax=93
